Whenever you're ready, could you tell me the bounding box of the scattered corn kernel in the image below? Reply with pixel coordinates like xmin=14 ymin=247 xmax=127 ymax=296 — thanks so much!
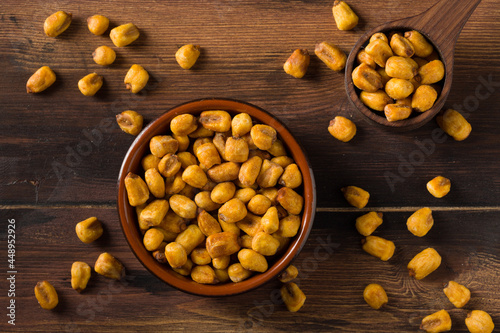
xmin=75 ymin=216 xmax=103 ymax=244
xmin=175 ymin=44 xmax=201 ymax=69
xmin=427 ymin=176 xmax=451 ymax=198
xmin=443 ymin=281 xmax=471 ymax=308
xmin=124 ymin=64 xmax=149 ymax=93
xmin=465 ymin=310 xmax=495 ymax=333
xmin=44 ymin=11 xmax=72 ymax=37
xmin=437 ymin=109 xmax=471 ymax=141
xmin=87 ymin=15 xmax=109 ymax=35
xmin=407 ymin=207 xmax=434 ymax=237
xmin=420 ymin=309 xmax=452 ymax=333
xmin=78 ymin=73 xmax=103 ymax=96
xmin=93 ymin=45 xmax=116 ymax=66
xmin=278 ymin=265 xmax=299 ymax=283
xmin=342 ymin=185 xmax=369 ymax=208
xmin=355 ymin=212 xmax=383 ymax=236
xmin=26 ymin=66 xmax=56 ymax=93
xmin=34 ymin=281 xmax=58 ymax=310
xmin=332 ymin=1 xmax=358 ymax=30
xmin=283 ymin=49 xmax=310 ymax=78
xmin=71 ymin=261 xmax=91 ymax=293
xmin=94 ymin=252 xmax=124 ymax=280
xmin=407 ymin=247 xmax=441 ymax=280
xmin=363 ymin=284 xmax=388 ymax=309
xmin=315 ymin=41 xmax=347 ymax=71
xmin=362 ymin=236 xmax=395 ymax=261
xmin=110 ymin=23 xmax=140 ymax=47
xmin=281 ymin=282 xmax=306 ymax=312
xmin=116 ymin=110 xmax=143 ymax=135
xmin=328 ymin=116 xmax=357 ymax=142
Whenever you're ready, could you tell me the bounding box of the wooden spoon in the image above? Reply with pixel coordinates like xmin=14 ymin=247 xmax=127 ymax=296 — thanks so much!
xmin=345 ymin=0 xmax=482 ymax=131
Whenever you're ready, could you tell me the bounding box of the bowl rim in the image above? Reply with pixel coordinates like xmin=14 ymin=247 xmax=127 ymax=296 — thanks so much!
xmin=117 ymin=98 xmax=316 ymax=296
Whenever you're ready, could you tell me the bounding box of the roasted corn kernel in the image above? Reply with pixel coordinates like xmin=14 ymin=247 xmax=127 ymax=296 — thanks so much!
xmin=190 ymin=248 xmax=212 ymax=265
xmin=427 ymin=176 xmax=451 ymax=198
xmin=355 ymin=212 xmax=383 ymax=236
xmin=362 ymin=236 xmax=395 ymax=261
xmin=206 ymin=231 xmax=241 ymax=258
xmin=116 ymin=110 xmax=143 ymax=135
xmin=44 ymin=11 xmax=72 ymax=37
xmin=275 ymin=214 xmax=301 ymax=238
xmin=225 ymin=137 xmax=249 ymax=162
xmin=211 ymin=182 xmax=236 ymax=204
xmin=196 ymin=143 xmax=222 ymax=169
xmin=191 ymin=265 xmax=218 ymax=284
xmin=238 ymin=249 xmax=268 ymax=272
xmin=213 ymin=255 xmax=230 ymax=270
xmin=124 ymin=64 xmax=149 ymax=93
xmin=352 ymin=63 xmax=384 ymax=92
xmin=281 ymin=282 xmax=306 ymax=312
xmin=390 ymin=33 xmax=415 ymax=57
xmin=418 ymin=60 xmax=445 ymax=84
xmin=170 ymin=114 xmax=198 ymax=136
xmin=277 ymin=187 xmax=303 ymax=215
xmin=407 ymin=247 xmax=441 ymax=280
xmin=283 ymin=49 xmax=310 ymax=78
xmin=150 ymin=135 xmax=179 ymax=158
xmin=363 ymin=284 xmax=388 ymax=309
xmin=78 ymin=73 xmax=103 ymax=96
xmin=110 ymin=23 xmax=140 ymax=47
xmin=195 ymin=191 xmax=221 ymax=212
xmin=342 ymin=185 xmax=369 ymax=208
xmin=87 ymin=15 xmax=109 ymax=35
xmin=315 ymin=42 xmax=347 ymax=71
xmin=76 ymin=216 xmax=103 ymax=243
xmin=261 ymin=206 xmax=280 ymax=234
xmin=411 ymin=85 xmax=438 ymax=112
xmin=377 ymin=68 xmax=391 ymax=86
xmin=144 ymin=168 xmax=164 ymax=198
xmin=181 ymin=165 xmax=208 ymax=189
xmin=370 ymin=32 xmax=388 ymax=44
xmin=465 ymin=310 xmax=495 ymax=333
xmin=405 ymin=30 xmax=434 ymax=58
xmin=197 ymin=210 xmax=221 ymax=236
xmin=93 ymin=45 xmax=117 ymax=66
xmin=228 ymin=263 xmax=252 ymax=282
xmin=420 ymin=310 xmax=452 ymax=333
xmin=236 ymin=213 xmax=262 ymax=237
xmin=365 ymin=39 xmax=394 ymax=67
xmin=232 ymin=113 xmax=253 ymax=137
xmin=252 ymin=231 xmax=280 ymax=256
xmin=94 ymin=252 xmax=124 ymax=280
xmin=199 ymin=110 xmax=232 ymax=132
xmin=437 ymin=109 xmax=471 ymax=141
xmin=251 ymin=124 xmax=277 ymax=150
xmin=218 ymin=198 xmax=247 ymax=223
xmin=238 ymin=156 xmax=262 ymax=187
xmin=328 ymin=116 xmax=357 ymax=142
xmin=125 ymin=172 xmax=149 ymax=206
xmin=443 ymin=281 xmax=470 ymax=308
xmin=356 ymin=50 xmax=376 ymax=68
xmin=256 ymin=160 xmax=283 ymax=188
xmin=385 ymin=78 xmax=414 ymax=100
xmin=143 ymin=228 xmax=165 ymax=251
xmin=164 ymin=242 xmax=188 ymax=268
xmin=279 ymin=163 xmax=302 ymax=189
xmin=407 ymin=207 xmax=434 ymax=237
xmin=208 ymin=162 xmax=240 ymax=182
xmin=169 ymin=194 xmax=197 ymax=219
xmin=278 ymin=265 xmax=298 ymax=283
xmin=26 ymin=66 xmax=56 ymax=93
xmin=158 ymin=154 xmax=181 ymax=178
xmin=71 ymin=261 xmax=91 ymax=293
xmin=172 ymin=258 xmax=193 ymax=276
xmin=189 ymin=125 xmax=214 ymax=139
xmin=384 ymin=103 xmax=412 ymax=122
xmin=175 ymin=225 xmax=205 ymax=254
xmin=360 ymin=90 xmax=393 ymax=111
xmin=34 ymin=281 xmax=58 ymax=310
xmin=175 ymin=44 xmax=201 ymax=69
xmin=140 ymin=200 xmax=169 ymax=227
xmin=332 ymin=1 xmax=358 ymax=30
xmin=385 ymin=56 xmax=418 ymax=80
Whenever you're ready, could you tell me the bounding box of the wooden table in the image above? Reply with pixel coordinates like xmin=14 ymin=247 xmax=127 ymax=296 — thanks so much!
xmin=1 ymin=0 xmax=499 ymax=332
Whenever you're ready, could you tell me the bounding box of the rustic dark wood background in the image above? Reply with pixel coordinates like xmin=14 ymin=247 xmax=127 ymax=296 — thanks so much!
xmin=1 ymin=0 xmax=499 ymax=332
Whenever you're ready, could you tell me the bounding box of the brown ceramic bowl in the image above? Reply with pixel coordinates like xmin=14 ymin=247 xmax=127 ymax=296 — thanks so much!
xmin=117 ymin=98 xmax=316 ymax=296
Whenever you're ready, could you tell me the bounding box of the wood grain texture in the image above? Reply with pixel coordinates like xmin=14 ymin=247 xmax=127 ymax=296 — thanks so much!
xmin=0 ymin=0 xmax=499 ymax=331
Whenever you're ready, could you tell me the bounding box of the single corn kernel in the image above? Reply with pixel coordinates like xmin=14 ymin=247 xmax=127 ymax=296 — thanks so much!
xmin=276 ymin=187 xmax=303 ymax=215
xmin=214 ymin=268 xmax=230 ymax=283
xmin=390 ymin=33 xmax=415 ymax=57
xmin=34 ymin=281 xmax=58 ymax=310
xmin=418 ymin=60 xmax=445 ymax=85
xmin=355 ymin=212 xmax=383 ymax=236
xmin=251 ymin=124 xmax=277 ymax=151
xmin=278 ymin=265 xmax=299 ymax=283
xmin=170 ymin=114 xmax=198 ymax=136
xmin=385 ymin=78 xmax=414 ymax=100
xmin=352 ymin=63 xmax=384 ymax=92
xmin=283 ymin=49 xmax=310 ymax=78
xmin=281 ymin=282 xmax=306 ymax=312
xmin=26 ymin=66 xmax=56 ymax=93
xmin=172 ymin=258 xmax=193 ymax=276
xmin=420 ymin=310 xmax=452 ymax=333
xmin=182 ymin=165 xmax=208 ymax=189
xmin=158 ymin=153 xmax=181 ymax=178
xmin=436 ymin=109 xmax=471 ymax=141
xmin=279 ymin=163 xmax=302 ymax=189
xmin=191 ymin=265 xmax=218 ymax=284
xmin=238 ymin=249 xmax=268 ymax=272
xmin=228 ymin=263 xmax=252 ymax=282
xmin=150 ymin=135 xmax=179 ymax=158
xmin=248 ymin=194 xmax=272 ymax=215
xmin=87 ymin=15 xmax=109 ymax=35
xmin=362 ymin=236 xmax=395 ymax=261
xmin=370 ymin=32 xmax=388 ymax=44
xmin=219 ymin=198 xmax=247 ymax=223
xmin=342 ymin=185 xmax=369 ymax=208
xmin=78 ymin=73 xmax=103 ymax=96
xmin=199 ymin=110 xmax=232 ymax=132
xmin=363 ymin=284 xmax=388 ymax=309
xmin=140 ymin=200 xmax=169 ymax=227
xmin=225 ymin=137 xmax=249 ymax=163
xmin=360 ymin=90 xmax=393 ymax=111
xmin=206 ymin=231 xmax=241 ymax=258
xmin=93 ymin=45 xmax=116 ymax=66
xmin=407 ymin=247 xmax=441 ymax=280
xmin=405 ymin=30 xmax=434 ymax=58
xmin=175 ymin=44 xmax=201 ymax=69
xmin=110 ymin=23 xmax=140 ymax=47
xmin=169 ymin=194 xmax=197 ymax=219
xmin=94 ymin=252 xmax=124 ymax=280
xmin=116 ymin=110 xmax=143 ymax=135
xmin=71 ymin=261 xmax=91 ymax=293
xmin=328 ymin=116 xmax=357 ymax=142
xmin=384 ymin=103 xmax=412 ymax=122
xmin=465 ymin=310 xmax=495 ymax=333
xmin=356 ymin=50 xmax=376 ymax=68
xmin=207 ymin=162 xmax=240 ymax=183
xmin=385 ymin=56 xmax=418 ymax=80
xmin=124 ymin=64 xmax=149 ymax=93
xmin=443 ymin=281 xmax=471 ymax=308
xmin=332 ymin=1 xmax=358 ymax=30
xmin=190 ymin=248 xmax=212 ymax=266
xmin=252 ymin=231 xmax=280 ymax=256
xmin=164 ymin=242 xmax=188 ymax=268
xmin=44 ymin=11 xmax=72 ymax=37
xmin=365 ymin=39 xmax=394 ymax=67
xmin=315 ymin=42 xmax=347 ymax=71
xmin=143 ymin=228 xmax=165 ymax=251
xmin=196 ymin=143 xmax=222 ymax=169
xmin=427 ymin=176 xmax=451 ymax=198
xmin=232 ymin=113 xmax=253 ymax=137
xmin=75 ymin=216 xmax=103 ymax=243
xmin=407 ymin=207 xmax=434 ymax=237
xmin=175 ymin=225 xmax=206 ymax=254
xmin=412 ymin=85 xmax=438 ymax=112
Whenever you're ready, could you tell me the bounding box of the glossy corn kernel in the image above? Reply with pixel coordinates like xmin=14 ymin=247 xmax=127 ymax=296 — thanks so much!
xmin=355 ymin=211 xmax=383 ymax=236
xmin=248 ymin=194 xmax=272 ymax=215
xmin=362 ymin=236 xmax=395 ymax=261
xmin=93 ymin=45 xmax=116 ymax=66
xmin=143 ymin=228 xmax=165 ymax=251
xmin=26 ymin=66 xmax=56 ymax=93
xmin=257 ymin=160 xmax=283 ymax=188
xmin=219 ymin=198 xmax=247 ymax=223
xmin=411 ymin=85 xmax=438 ymax=112
xmin=260 ymin=206 xmax=279 ymax=234
xmin=78 ymin=73 xmax=103 ymax=96
xmin=94 ymin=252 xmax=124 ymax=280
xmin=75 ymin=216 xmax=103 ymax=243
xmin=140 ymin=200 xmax=169 ymax=227
xmin=116 ymin=110 xmax=143 ymax=136
xmin=407 ymin=207 xmax=434 ymax=237
xmin=332 ymin=1 xmax=358 ymax=30
xmin=377 ymin=68 xmax=391 ymax=86
xmin=196 ymin=143 xmax=222 ymax=169
xmin=197 ymin=210 xmax=222 ymax=236
xmin=124 ymin=64 xmax=149 ymax=93
xmin=328 ymin=116 xmax=357 ymax=142
xmin=437 ymin=109 xmax=471 ymax=141
xmin=238 ymin=249 xmax=268 ymax=272
xmin=195 ymin=191 xmax=221 ymax=212
xmin=281 ymin=282 xmax=306 ymax=312
xmin=232 ymin=113 xmax=253 ymax=137
xmin=365 ymin=39 xmax=394 ymax=67
xmin=352 ymin=63 xmax=384 ymax=92
xmin=356 ymin=50 xmax=376 ymax=68
xmin=164 ymin=242 xmax=188 ymax=268
xmin=71 ymin=261 xmax=91 ymax=293
xmin=144 ymin=168 xmax=164 ymax=198
xmin=34 ymin=281 xmax=58 ymax=310
xmin=342 ymin=185 xmax=369 ymax=208
xmin=170 ymin=114 xmax=197 ymax=136
xmin=279 ymin=163 xmax=302 ymax=189
xmin=370 ymin=32 xmax=388 ymax=44
xmin=360 ymin=90 xmax=393 ymax=111
xmin=420 ymin=310 xmax=452 ymax=333
xmin=228 ymin=263 xmax=252 ymax=282
xmin=191 ymin=265 xmax=218 ymax=284
xmin=199 ymin=110 xmax=231 ymax=132
xmin=283 ymin=49 xmax=310 ymax=78
xmin=181 ymin=165 xmax=208 ymax=189
xmin=225 ymin=137 xmax=249 ymax=163
xmin=251 ymin=124 xmax=277 ymax=150
xmin=465 ymin=310 xmax=495 ymax=333
xmin=363 ymin=284 xmax=388 ymax=309
xmin=427 ymin=176 xmax=451 ymax=198
xmin=110 ymin=23 xmax=140 ymax=47
xmin=190 ymin=248 xmax=212 ymax=266
xmin=418 ymin=60 xmax=445 ymax=84
xmin=405 ymin=30 xmax=434 ymax=58
xmin=208 ymin=162 xmax=240 ymax=183
xmin=44 ymin=11 xmax=72 ymax=37
xmin=384 ymin=103 xmax=412 ymax=122
xmin=390 ymin=34 xmax=415 ymax=57
xmin=275 ymin=214 xmax=301 ymax=238
xmin=172 ymin=258 xmax=193 ymax=276
xmin=277 ymin=187 xmax=303 ymax=215
xmin=150 ymin=135 xmax=179 ymax=158
xmin=252 ymin=231 xmax=280 ymax=256
xmin=206 ymin=231 xmax=241 ymax=258
xmin=385 ymin=56 xmax=418 ymax=80
xmin=175 ymin=225 xmax=205 ymax=254
xmin=278 ymin=265 xmax=299 ymax=283
xmin=407 ymin=247 xmax=441 ymax=280
xmin=87 ymin=15 xmax=109 ymax=35
xmin=175 ymin=44 xmax=201 ymax=69
xmin=385 ymin=78 xmax=414 ymax=100
xmin=443 ymin=281 xmax=470 ymax=308
xmin=315 ymin=41 xmax=347 ymax=71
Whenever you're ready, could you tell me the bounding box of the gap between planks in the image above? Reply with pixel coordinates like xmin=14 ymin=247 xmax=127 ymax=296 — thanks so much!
xmin=2 ymin=204 xmax=500 ymax=212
